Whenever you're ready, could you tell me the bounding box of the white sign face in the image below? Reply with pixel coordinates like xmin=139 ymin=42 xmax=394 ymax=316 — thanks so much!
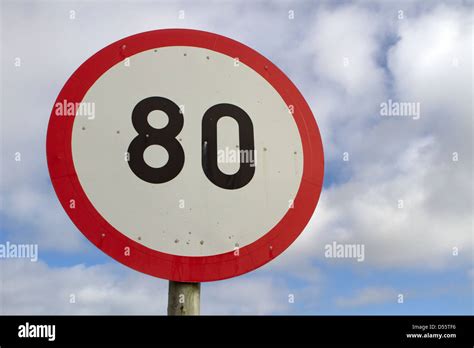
xmin=71 ymin=46 xmax=303 ymax=256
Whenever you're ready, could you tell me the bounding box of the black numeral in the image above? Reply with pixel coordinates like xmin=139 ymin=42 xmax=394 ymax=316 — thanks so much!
xmin=127 ymin=97 xmax=184 ymax=184
xmin=128 ymin=98 xmax=255 ymax=189
xmin=202 ymin=103 xmax=255 ymax=189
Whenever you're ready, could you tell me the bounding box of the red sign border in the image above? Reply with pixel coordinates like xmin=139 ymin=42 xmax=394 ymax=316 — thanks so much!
xmin=46 ymin=29 xmax=324 ymax=282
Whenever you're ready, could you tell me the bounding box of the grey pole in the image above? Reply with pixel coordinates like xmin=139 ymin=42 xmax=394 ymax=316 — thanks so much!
xmin=167 ymin=281 xmax=201 ymax=315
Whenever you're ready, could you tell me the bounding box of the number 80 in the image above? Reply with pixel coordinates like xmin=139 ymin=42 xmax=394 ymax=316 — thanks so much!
xmin=127 ymin=96 xmax=256 ymax=190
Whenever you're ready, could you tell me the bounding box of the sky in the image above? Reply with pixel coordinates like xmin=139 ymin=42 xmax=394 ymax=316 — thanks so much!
xmin=0 ymin=0 xmax=472 ymax=315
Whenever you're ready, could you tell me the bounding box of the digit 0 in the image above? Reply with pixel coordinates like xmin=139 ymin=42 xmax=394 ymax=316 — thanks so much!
xmin=202 ymin=103 xmax=255 ymax=189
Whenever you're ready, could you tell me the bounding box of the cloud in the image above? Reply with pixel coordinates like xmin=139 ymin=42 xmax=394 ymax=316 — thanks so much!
xmin=203 ymin=276 xmax=291 ymax=315
xmin=307 ymin=5 xmax=387 ymax=97
xmin=0 ymin=259 xmax=292 ymax=315
xmin=0 ymin=260 xmax=165 ymax=314
xmin=335 ymin=287 xmax=398 ymax=308
xmin=274 ymin=2 xmax=473 ymax=271
xmin=302 ymin=3 xmax=390 ymax=160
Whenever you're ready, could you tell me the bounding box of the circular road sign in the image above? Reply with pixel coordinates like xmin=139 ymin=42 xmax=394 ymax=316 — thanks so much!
xmin=46 ymin=29 xmax=324 ymax=282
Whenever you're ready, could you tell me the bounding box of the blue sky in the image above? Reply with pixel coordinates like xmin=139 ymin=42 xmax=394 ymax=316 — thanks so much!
xmin=0 ymin=0 xmax=472 ymax=315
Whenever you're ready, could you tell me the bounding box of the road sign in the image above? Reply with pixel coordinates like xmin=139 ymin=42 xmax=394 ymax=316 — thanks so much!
xmin=47 ymin=29 xmax=324 ymax=282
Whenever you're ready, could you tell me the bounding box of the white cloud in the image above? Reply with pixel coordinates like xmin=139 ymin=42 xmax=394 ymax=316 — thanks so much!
xmin=0 ymin=260 xmax=291 ymax=315
xmin=387 ymin=4 xmax=472 ymax=157
xmin=301 ymin=4 xmax=393 ymax=161
xmin=0 ymin=260 xmax=166 ymax=314
xmin=335 ymin=286 xmax=397 ymax=308
xmin=283 ymin=132 xmax=471 ymax=270
xmin=203 ymin=276 xmax=291 ymax=315
xmin=307 ymin=5 xmax=387 ymax=98
xmin=272 ymin=2 xmax=473 ymax=271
